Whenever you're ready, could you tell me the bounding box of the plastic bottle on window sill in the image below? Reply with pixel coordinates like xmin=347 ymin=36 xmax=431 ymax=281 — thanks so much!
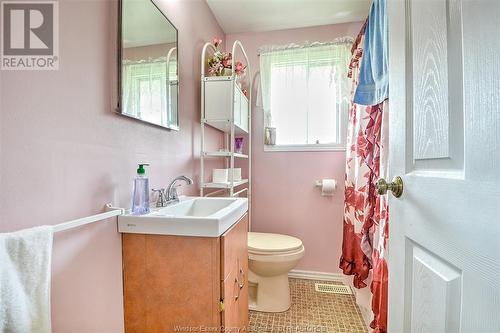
xmin=265 ymin=127 xmax=276 ymax=145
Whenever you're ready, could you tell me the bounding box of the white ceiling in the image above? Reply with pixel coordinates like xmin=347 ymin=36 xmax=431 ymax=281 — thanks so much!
xmin=206 ymin=0 xmax=371 ymax=34
xmin=122 ymin=0 xmax=177 ymax=48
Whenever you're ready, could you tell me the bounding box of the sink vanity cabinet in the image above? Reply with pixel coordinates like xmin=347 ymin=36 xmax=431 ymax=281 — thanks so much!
xmin=122 ymin=213 xmax=249 ymax=333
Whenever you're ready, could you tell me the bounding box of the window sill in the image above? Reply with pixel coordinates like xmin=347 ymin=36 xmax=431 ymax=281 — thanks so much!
xmin=264 ymin=144 xmax=346 ymax=152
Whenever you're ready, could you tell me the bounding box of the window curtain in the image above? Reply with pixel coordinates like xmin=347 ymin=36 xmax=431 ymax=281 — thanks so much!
xmin=339 ymin=21 xmax=390 ymax=333
xmin=122 ymin=58 xmax=170 ymax=126
xmin=258 ymin=39 xmax=353 ymax=131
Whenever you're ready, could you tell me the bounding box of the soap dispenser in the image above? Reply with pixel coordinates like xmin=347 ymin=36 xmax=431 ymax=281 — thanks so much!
xmin=131 ymin=163 xmax=150 ymax=215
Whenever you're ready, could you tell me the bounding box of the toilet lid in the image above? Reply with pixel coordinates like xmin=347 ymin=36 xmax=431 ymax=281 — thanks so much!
xmin=248 ymin=232 xmax=303 ymax=253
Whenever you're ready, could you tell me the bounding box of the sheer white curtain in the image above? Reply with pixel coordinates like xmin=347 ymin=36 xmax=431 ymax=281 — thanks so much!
xmin=122 ymin=58 xmax=168 ymax=126
xmin=259 ymin=39 xmax=353 ymax=145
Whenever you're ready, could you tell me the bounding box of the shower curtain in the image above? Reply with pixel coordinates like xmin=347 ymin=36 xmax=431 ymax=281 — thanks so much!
xmin=339 ymin=21 xmax=389 ymax=333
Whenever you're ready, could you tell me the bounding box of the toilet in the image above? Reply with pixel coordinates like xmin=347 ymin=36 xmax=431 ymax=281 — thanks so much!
xmin=247 ymin=232 xmax=305 ymax=312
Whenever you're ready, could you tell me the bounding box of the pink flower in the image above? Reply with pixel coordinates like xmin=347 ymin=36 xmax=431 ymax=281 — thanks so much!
xmin=212 ymin=37 xmax=222 ymax=48
xmin=234 ymin=61 xmax=246 ymax=75
xmin=222 ymin=53 xmax=232 ymax=68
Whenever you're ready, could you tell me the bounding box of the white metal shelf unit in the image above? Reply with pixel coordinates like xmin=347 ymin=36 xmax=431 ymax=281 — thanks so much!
xmin=200 ymin=40 xmax=252 ymax=215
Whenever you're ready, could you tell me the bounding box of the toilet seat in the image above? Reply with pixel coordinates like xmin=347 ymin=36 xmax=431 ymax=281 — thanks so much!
xmin=248 ymin=232 xmax=303 ymax=255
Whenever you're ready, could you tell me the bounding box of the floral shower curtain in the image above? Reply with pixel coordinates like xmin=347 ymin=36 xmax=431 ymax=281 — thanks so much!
xmin=339 ymin=22 xmax=389 ymax=333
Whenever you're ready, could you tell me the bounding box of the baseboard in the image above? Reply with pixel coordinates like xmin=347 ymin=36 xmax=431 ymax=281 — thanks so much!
xmin=350 ymin=287 xmax=373 ymax=331
xmin=288 ymin=269 xmax=346 ymax=282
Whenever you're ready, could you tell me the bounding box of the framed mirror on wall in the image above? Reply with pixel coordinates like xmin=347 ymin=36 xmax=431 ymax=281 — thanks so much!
xmin=117 ymin=0 xmax=179 ymax=130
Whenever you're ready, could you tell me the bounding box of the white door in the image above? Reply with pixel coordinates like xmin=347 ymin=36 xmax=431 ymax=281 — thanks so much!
xmin=387 ymin=0 xmax=500 ymax=332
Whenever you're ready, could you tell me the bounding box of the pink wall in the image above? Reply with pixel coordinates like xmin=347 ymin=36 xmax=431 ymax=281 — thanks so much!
xmin=0 ymin=0 xmax=224 ymax=331
xmin=226 ymin=22 xmax=363 ymax=273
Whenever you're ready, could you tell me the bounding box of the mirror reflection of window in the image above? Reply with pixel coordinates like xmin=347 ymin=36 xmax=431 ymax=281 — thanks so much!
xmin=119 ymin=0 xmax=179 ymax=129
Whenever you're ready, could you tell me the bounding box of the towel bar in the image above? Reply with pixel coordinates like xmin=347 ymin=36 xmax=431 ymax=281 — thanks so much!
xmin=53 ymin=204 xmax=125 ymax=233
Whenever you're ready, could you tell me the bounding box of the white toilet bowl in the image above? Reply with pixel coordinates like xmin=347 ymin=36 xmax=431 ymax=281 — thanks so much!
xmin=247 ymin=232 xmax=305 ymax=312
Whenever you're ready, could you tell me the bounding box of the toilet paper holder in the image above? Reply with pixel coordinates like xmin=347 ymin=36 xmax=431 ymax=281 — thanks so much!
xmin=314 ymin=180 xmax=324 ymax=187
xmin=314 ymin=180 xmax=334 ymax=187
xmin=314 ymin=179 xmax=336 ymax=196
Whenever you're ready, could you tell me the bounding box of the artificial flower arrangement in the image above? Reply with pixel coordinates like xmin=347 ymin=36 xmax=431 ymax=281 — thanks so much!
xmin=207 ymin=37 xmax=246 ymax=77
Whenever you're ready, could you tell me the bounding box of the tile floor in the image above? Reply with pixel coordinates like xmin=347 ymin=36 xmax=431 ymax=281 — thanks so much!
xmin=249 ymin=278 xmax=367 ymax=333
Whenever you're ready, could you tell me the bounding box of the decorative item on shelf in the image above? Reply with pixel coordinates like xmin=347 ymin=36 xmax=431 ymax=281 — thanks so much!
xmin=235 ymin=137 xmax=244 ymax=154
xmin=264 ymin=127 xmax=276 ymax=145
xmin=229 ymin=168 xmax=242 ymax=182
xmin=207 ymin=37 xmax=247 ymax=78
xmin=207 ymin=36 xmax=233 ymax=77
xmin=212 ymin=169 xmax=229 ymax=183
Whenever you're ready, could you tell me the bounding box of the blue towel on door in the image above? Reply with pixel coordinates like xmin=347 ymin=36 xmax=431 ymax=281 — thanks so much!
xmin=353 ymin=0 xmax=389 ymax=105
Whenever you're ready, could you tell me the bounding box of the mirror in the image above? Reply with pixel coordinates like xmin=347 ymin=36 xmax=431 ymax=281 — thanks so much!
xmin=117 ymin=0 xmax=179 ymax=130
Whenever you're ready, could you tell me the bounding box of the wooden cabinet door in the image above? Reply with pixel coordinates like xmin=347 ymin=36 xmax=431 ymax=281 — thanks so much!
xmin=122 ymin=234 xmax=221 ymax=333
xmin=220 ymin=214 xmax=249 ymax=331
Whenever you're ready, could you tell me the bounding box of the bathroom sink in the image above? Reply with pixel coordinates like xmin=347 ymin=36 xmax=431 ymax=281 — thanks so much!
xmin=118 ymin=196 xmax=248 ymax=237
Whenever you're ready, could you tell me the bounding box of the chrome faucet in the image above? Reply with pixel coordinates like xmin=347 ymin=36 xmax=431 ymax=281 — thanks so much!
xmin=165 ymin=175 xmax=193 ymax=205
xmin=152 ymin=188 xmax=168 ymax=207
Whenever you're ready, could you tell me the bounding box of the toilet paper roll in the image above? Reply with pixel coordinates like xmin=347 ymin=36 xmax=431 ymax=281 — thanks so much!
xmin=321 ymin=179 xmax=336 ymax=196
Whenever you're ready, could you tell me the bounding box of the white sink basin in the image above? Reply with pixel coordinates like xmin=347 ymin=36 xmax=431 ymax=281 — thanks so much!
xmin=118 ymin=196 xmax=248 ymax=237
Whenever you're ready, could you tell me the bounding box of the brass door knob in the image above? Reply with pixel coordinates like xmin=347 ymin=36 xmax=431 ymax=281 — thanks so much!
xmin=376 ymin=176 xmax=404 ymax=198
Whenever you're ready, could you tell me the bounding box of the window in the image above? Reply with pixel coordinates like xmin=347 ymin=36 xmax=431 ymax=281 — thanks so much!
xmin=259 ymin=41 xmax=352 ymax=151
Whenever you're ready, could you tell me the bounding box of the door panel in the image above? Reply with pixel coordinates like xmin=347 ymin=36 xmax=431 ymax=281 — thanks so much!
xmin=407 ymin=242 xmax=462 ymax=333
xmin=388 ymin=0 xmax=500 ymax=332
xmin=411 ymin=0 xmax=450 ymax=160
xmin=410 ymin=0 xmax=464 ymax=172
